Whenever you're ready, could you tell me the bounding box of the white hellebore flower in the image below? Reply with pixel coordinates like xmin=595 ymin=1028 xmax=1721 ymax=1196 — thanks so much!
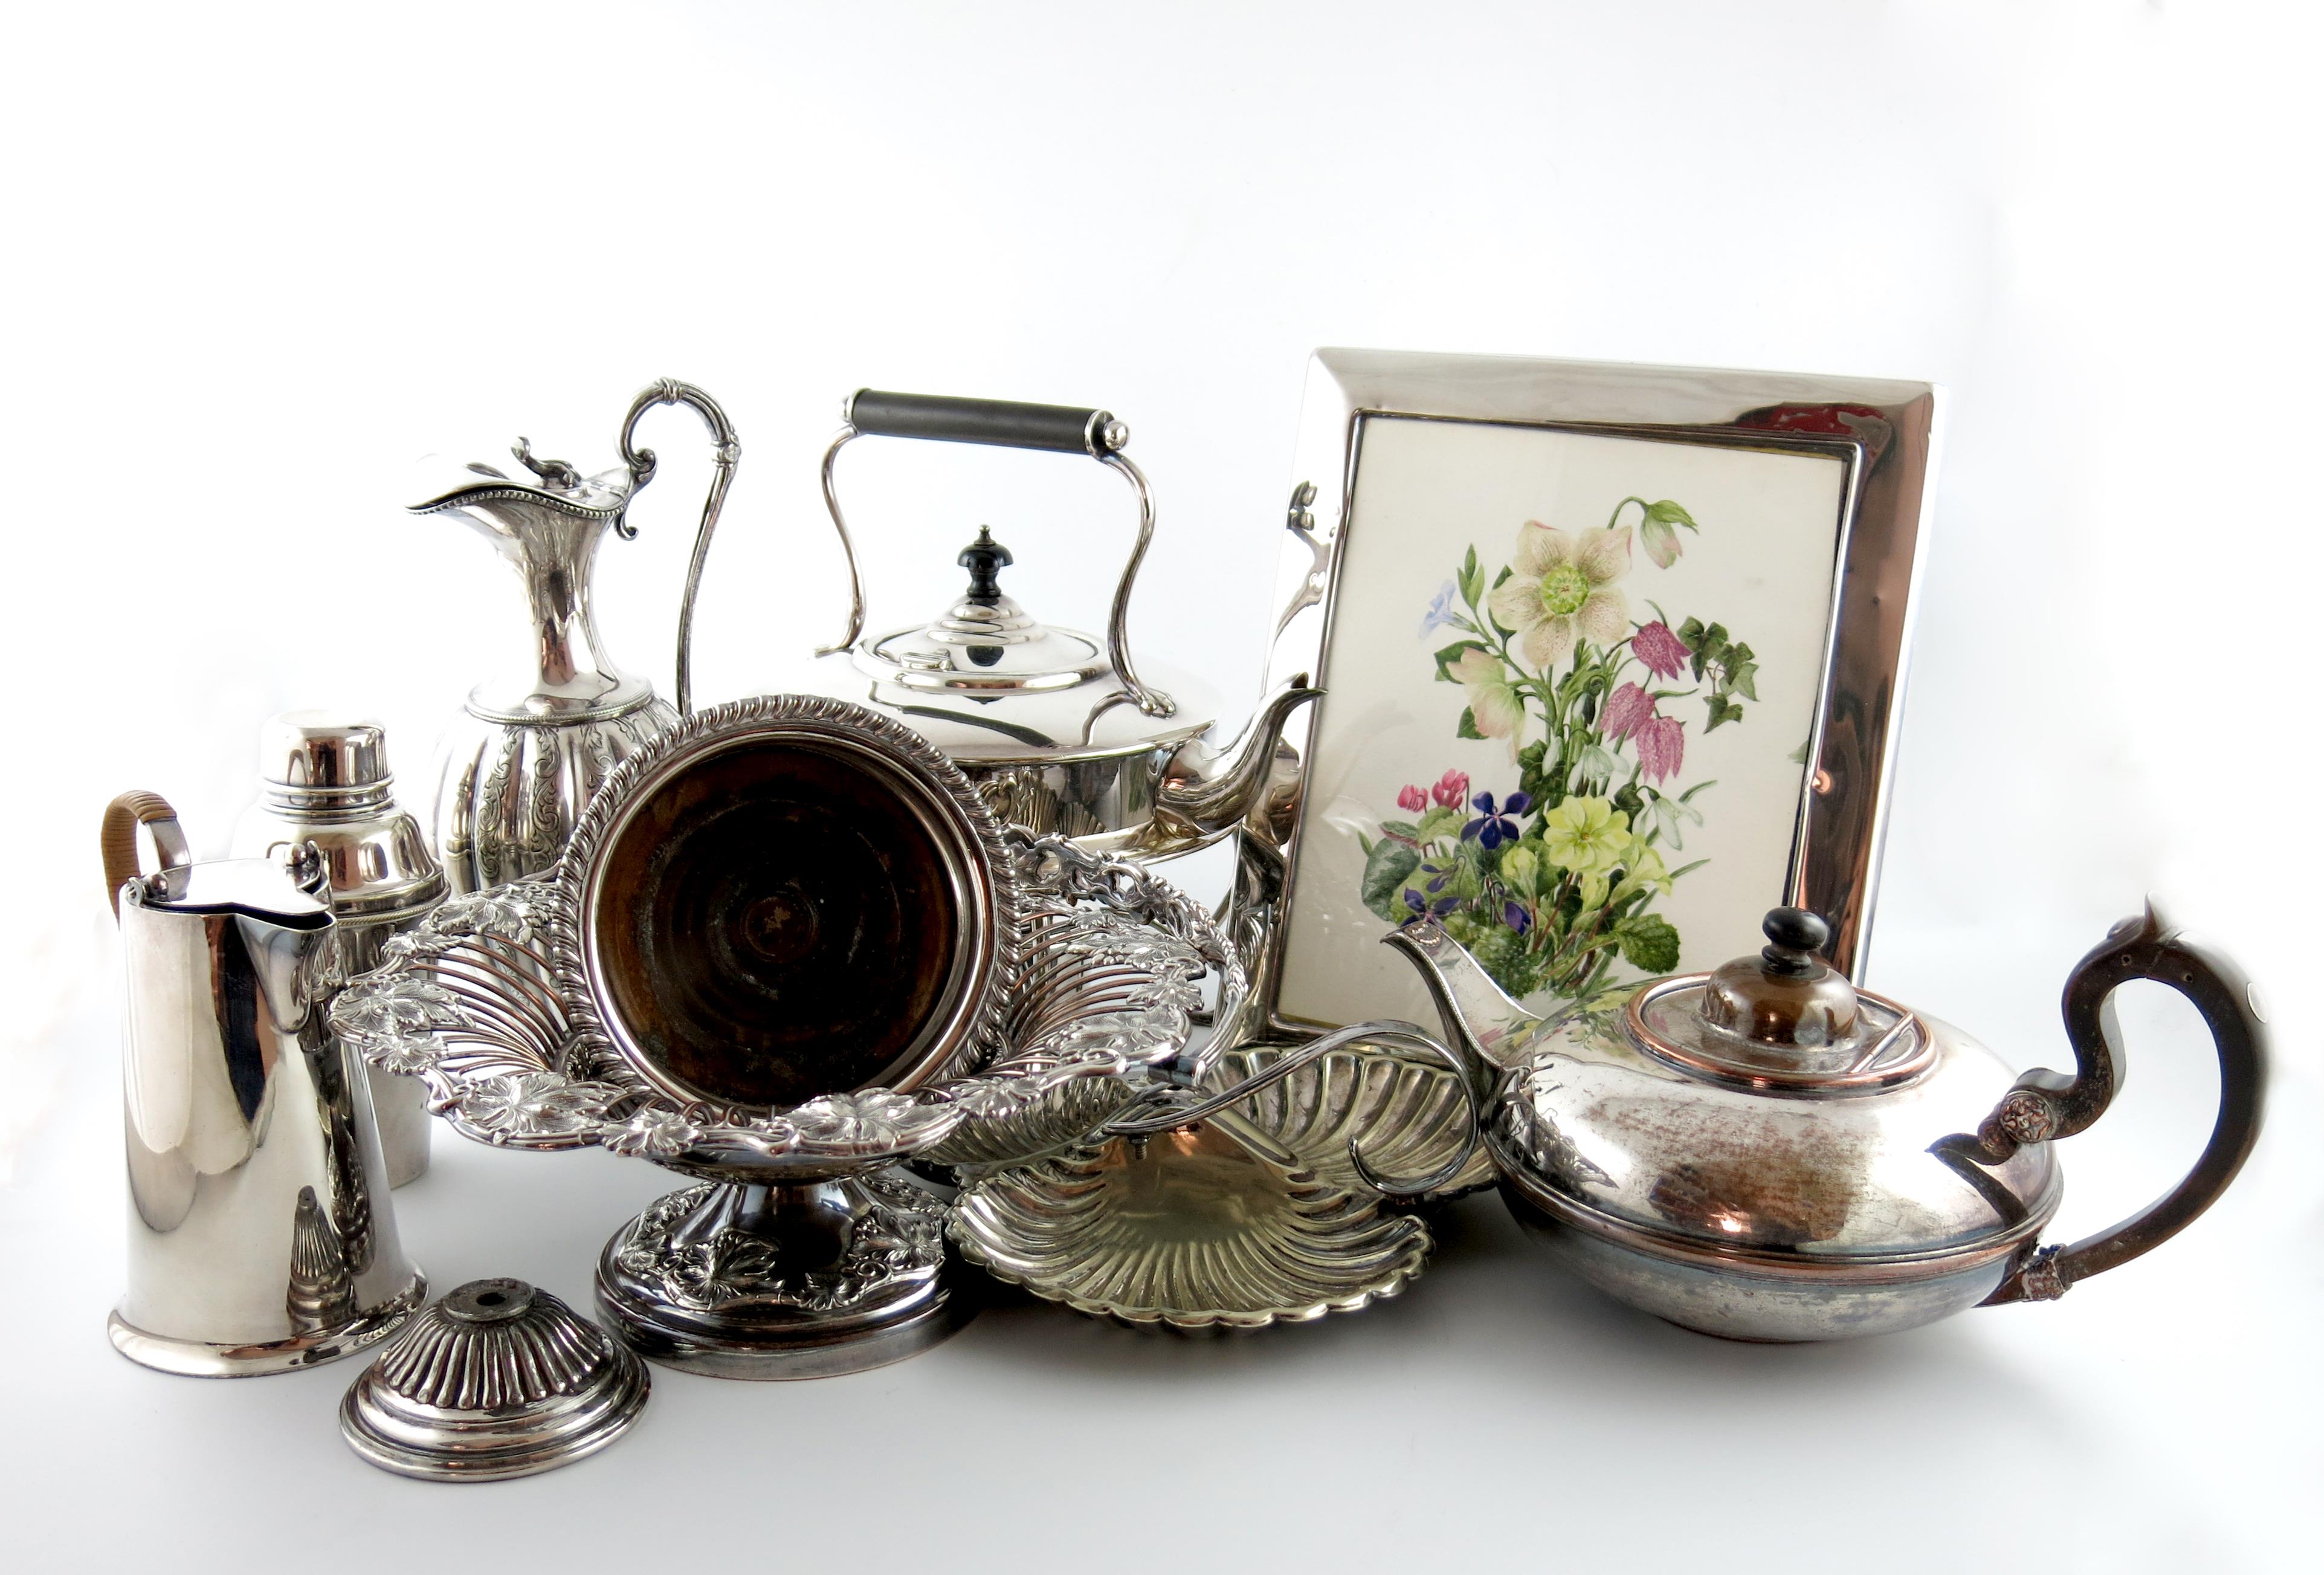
xmin=1487 ymin=522 xmax=1632 ymax=670
xmin=1450 ymin=647 xmax=1526 ymax=759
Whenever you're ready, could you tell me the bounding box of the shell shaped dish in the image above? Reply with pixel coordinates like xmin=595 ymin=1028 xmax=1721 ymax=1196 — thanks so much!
xmin=949 ymin=1111 xmax=1433 ymax=1331
xmin=1199 ymin=1040 xmax=1495 ymax=1204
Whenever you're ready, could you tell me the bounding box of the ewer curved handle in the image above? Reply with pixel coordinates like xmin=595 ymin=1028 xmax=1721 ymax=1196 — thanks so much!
xmin=816 ymin=389 xmax=1172 ymax=718
xmin=618 ymin=379 xmax=741 ymax=717
xmin=1980 ymin=899 xmax=2270 ymax=1304
xmin=1103 ymin=1020 xmax=1482 ymax=1198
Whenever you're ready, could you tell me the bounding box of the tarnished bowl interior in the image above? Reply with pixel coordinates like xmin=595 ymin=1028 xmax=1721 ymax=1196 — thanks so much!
xmin=583 ymin=729 xmax=987 ymax=1111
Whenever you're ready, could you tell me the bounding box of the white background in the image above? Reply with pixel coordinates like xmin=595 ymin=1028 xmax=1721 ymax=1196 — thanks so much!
xmin=2 ymin=4 xmax=2317 ymax=1572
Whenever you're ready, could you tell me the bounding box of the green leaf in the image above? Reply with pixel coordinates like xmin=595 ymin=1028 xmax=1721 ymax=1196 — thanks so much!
xmin=1642 ymin=499 xmax=1699 ymax=532
xmin=1457 ymin=707 xmax=1483 ymax=740
xmin=1415 ymin=805 xmax=1464 ymax=841
xmin=1704 ymin=693 xmax=1745 ymax=732
xmin=1787 ymin=738 xmax=1811 ymax=765
xmin=1360 ymin=841 xmax=1422 ymax=922
xmin=1613 ymin=913 xmax=1682 ymax=973
xmin=1728 ymin=660 xmax=1759 ymax=702
xmin=1459 ymin=545 xmax=1484 ymax=607
xmin=1380 ymin=818 xmax=1420 ymax=841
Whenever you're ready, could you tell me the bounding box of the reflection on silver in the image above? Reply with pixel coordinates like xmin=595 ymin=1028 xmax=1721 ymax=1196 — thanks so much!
xmin=333 ymin=830 xmax=1238 ymax=1377
xmin=341 ymin=1278 xmax=648 ymax=1481
xmin=949 ymin=1110 xmax=1432 ymax=1333
xmin=232 ymin=711 xmax=444 ymax=1186
xmin=106 ymin=792 xmax=424 ymax=1377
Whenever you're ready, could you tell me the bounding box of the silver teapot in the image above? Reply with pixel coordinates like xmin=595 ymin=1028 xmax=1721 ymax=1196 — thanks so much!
xmin=804 ymin=390 xmax=1317 ymax=862
xmin=1378 ymin=904 xmax=2267 ymax=1342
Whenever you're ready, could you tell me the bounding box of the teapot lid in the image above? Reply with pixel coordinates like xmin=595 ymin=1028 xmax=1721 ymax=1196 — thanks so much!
xmin=1487 ymin=907 xmax=2062 ymax=1267
xmin=1628 ymin=908 xmax=1934 ymax=1090
xmin=838 ymin=528 xmax=1215 ymax=763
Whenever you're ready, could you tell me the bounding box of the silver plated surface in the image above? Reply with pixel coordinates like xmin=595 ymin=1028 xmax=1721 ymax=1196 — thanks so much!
xmin=949 ymin=1110 xmax=1432 ymax=1333
xmin=232 ymin=711 xmax=443 ymax=1186
xmin=106 ymin=792 xmax=424 ymax=1377
xmin=1199 ymin=1040 xmax=1494 ymax=1205
xmin=341 ymin=1277 xmax=648 ymax=1481
xmin=332 ymin=831 xmax=1236 ymax=1376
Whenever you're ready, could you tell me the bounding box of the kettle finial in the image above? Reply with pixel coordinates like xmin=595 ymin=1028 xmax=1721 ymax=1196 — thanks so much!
xmin=958 ymin=527 xmax=1013 ymax=604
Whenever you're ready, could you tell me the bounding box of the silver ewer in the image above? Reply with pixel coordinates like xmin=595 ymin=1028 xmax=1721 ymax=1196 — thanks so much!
xmin=103 ymin=792 xmax=424 ymax=1376
xmin=417 ymin=380 xmax=740 ymax=892
xmin=232 ymin=712 xmax=442 ymax=1186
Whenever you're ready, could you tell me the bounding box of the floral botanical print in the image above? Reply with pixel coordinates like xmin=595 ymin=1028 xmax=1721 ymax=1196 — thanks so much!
xmin=1360 ymin=496 xmax=1758 ymax=1006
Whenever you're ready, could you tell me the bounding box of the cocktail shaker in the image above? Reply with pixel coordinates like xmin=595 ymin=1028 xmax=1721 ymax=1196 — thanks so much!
xmin=231 ymin=713 xmax=443 ymax=1185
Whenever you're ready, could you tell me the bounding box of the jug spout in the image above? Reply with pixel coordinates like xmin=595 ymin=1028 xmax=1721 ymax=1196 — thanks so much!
xmin=1155 ymin=674 xmax=1321 ymax=835
xmin=1382 ymin=919 xmax=1562 ymax=1079
xmin=409 ymin=447 xmax=652 ymax=722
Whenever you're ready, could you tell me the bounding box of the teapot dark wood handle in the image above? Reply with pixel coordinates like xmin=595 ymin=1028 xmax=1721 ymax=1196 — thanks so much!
xmin=844 ymin=390 xmax=1126 ymax=456
xmin=100 ymin=791 xmax=189 ymax=917
xmin=1981 ymin=899 xmax=2270 ymax=1304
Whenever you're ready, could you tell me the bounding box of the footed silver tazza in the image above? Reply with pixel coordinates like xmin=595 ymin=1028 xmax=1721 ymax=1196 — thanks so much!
xmin=331 ymin=834 xmax=1239 ymax=1378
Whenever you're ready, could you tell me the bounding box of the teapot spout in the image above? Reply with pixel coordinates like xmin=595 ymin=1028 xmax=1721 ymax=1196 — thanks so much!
xmin=1383 ymin=919 xmax=1555 ymax=1078
xmin=1154 ymin=674 xmax=1321 ymax=835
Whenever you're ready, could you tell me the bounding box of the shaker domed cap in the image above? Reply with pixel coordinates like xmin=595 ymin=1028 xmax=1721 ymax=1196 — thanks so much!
xmin=340 ymin=1278 xmax=648 ymax=1481
xmin=257 ymin=711 xmax=390 ymax=792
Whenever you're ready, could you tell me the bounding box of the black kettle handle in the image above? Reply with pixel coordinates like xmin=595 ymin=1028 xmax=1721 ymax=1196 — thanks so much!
xmin=816 ymin=389 xmax=1173 ymax=719
xmin=1981 ymin=899 xmax=2270 ymax=1304
xmin=843 ymin=390 xmax=1128 ymax=456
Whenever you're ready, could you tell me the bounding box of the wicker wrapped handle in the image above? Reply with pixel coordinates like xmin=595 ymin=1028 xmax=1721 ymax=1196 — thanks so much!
xmin=101 ymin=791 xmax=188 ymax=917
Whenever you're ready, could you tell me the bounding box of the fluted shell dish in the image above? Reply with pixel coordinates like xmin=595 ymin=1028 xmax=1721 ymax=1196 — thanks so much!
xmin=949 ymin=1110 xmax=1433 ymax=1332
xmin=1199 ymin=1040 xmax=1495 ymax=1205
xmin=341 ymin=1278 xmax=648 ymax=1481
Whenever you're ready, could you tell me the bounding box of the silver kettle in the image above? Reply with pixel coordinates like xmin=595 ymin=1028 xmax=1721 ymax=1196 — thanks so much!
xmin=103 ymin=791 xmax=425 ymax=1375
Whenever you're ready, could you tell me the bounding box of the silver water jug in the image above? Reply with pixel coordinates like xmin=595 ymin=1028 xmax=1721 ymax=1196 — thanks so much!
xmin=231 ymin=713 xmax=442 ymax=1186
xmin=103 ymin=791 xmax=425 ymax=1376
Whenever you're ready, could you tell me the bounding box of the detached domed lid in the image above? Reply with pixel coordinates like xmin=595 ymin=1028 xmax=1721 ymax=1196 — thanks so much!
xmin=340 ymin=1278 xmax=648 ymax=1481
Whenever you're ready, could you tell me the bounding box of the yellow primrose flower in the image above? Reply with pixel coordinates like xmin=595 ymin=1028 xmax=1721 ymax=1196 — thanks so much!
xmin=1618 ymin=837 xmax=1672 ymax=897
xmin=1540 ymin=795 xmax=1630 ymax=876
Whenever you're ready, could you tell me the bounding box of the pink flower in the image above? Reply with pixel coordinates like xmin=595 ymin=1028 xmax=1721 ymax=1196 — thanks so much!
xmin=1397 ymin=783 xmax=1427 ymax=813
xmin=1633 ymin=621 xmax=1690 ymax=682
xmin=1601 ymin=682 xmax=1654 ymax=742
xmin=1636 ymin=715 xmax=1685 ymax=782
xmin=1430 ymin=770 xmax=1470 ymax=809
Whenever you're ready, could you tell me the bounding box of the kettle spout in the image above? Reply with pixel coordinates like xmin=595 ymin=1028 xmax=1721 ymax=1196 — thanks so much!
xmin=1383 ymin=919 xmax=1556 ymax=1076
xmin=1154 ymin=674 xmax=1321 ymax=834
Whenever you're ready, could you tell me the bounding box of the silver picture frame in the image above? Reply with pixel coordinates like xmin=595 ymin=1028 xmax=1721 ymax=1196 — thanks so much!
xmin=1222 ymin=348 xmax=1941 ymax=1043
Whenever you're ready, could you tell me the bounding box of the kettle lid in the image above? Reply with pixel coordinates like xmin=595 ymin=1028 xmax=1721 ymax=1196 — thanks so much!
xmin=840 ymin=528 xmax=1215 ymax=762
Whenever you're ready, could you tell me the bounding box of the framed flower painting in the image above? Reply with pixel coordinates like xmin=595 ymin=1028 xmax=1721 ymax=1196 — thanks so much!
xmin=1233 ymin=349 xmax=1939 ymax=1037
